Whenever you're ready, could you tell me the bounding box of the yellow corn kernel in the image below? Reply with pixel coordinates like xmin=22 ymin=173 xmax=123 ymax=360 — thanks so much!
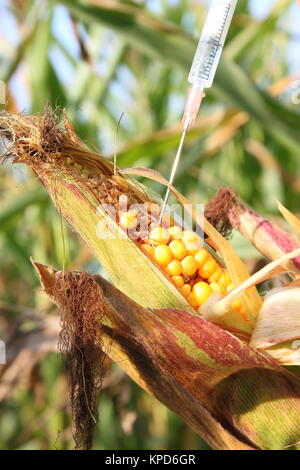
xmin=169 ymin=240 xmax=186 ymax=260
xmin=208 ymin=268 xmax=222 ymax=284
xmin=154 ymin=245 xmax=173 ymax=267
xmin=193 ymin=282 xmax=212 ymax=306
xmin=182 ymin=230 xmax=201 ymax=251
xmin=187 ymin=292 xmax=199 ymax=308
xmin=166 ymin=259 xmax=182 ymax=276
xmin=181 ymin=255 xmax=198 ymax=276
xmin=187 ymin=250 xmax=199 ymax=256
xmin=150 ymin=226 xmax=170 ymax=245
xmin=141 ymin=243 xmax=155 ymax=257
xmin=194 ymin=248 xmax=209 ymax=267
xmin=231 ymin=298 xmax=243 ymax=311
xmin=218 ymin=273 xmax=227 ymax=290
xmin=198 ymin=259 xmax=217 ymax=280
xmin=227 ymin=283 xmax=234 ymax=292
xmin=171 ymin=276 xmax=184 ymax=288
xmin=224 ymin=272 xmax=231 ymax=286
xmin=210 ymin=282 xmax=224 ymax=295
xmin=180 ymin=284 xmax=192 ymax=297
xmin=120 ymin=211 xmax=138 ymax=230
xmin=182 ymin=230 xmax=200 ymax=243
xmin=168 ymin=225 xmax=183 ymax=240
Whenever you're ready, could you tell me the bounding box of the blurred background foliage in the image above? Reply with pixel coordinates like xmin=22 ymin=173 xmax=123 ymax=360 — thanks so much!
xmin=0 ymin=0 xmax=300 ymax=450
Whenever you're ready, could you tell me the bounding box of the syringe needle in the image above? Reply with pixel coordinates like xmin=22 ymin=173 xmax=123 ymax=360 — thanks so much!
xmin=159 ymin=0 xmax=237 ymax=224
xmin=159 ymin=127 xmax=187 ymax=224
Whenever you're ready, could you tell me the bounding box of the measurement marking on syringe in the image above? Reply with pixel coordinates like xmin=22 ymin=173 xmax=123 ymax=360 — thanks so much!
xmin=198 ymin=2 xmax=231 ymax=80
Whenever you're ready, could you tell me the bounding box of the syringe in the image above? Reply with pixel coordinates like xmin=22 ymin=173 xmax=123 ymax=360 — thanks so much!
xmin=160 ymin=0 xmax=238 ymax=221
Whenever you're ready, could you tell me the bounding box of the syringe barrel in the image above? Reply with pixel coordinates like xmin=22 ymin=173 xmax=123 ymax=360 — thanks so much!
xmin=188 ymin=0 xmax=238 ymax=89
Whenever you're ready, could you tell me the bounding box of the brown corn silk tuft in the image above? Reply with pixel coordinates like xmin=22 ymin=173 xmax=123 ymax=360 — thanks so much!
xmin=0 ymin=109 xmax=148 ymax=210
xmin=204 ymin=187 xmax=237 ymax=238
xmin=54 ymin=270 xmax=105 ymax=450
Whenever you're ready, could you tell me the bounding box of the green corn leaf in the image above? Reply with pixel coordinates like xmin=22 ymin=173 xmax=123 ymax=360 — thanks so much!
xmin=57 ymin=0 xmax=300 ymax=153
xmin=0 ymin=188 xmax=48 ymax=228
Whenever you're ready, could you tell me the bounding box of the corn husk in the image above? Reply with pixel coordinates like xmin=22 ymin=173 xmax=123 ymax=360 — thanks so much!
xmin=0 ymin=111 xmax=192 ymax=313
xmin=251 ymin=285 xmax=300 ymax=347
xmin=0 ymin=111 xmax=258 ymax=335
xmin=199 ymin=249 xmax=300 ymax=364
xmin=34 ymin=261 xmax=300 ymax=451
xmin=276 ymin=200 xmax=300 ymax=239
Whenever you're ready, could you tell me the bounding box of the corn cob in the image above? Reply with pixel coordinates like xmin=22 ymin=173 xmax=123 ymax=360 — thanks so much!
xmin=119 ymin=209 xmax=244 ymax=313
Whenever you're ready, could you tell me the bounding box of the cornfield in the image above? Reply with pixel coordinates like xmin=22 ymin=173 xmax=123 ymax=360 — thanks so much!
xmin=0 ymin=0 xmax=300 ymax=451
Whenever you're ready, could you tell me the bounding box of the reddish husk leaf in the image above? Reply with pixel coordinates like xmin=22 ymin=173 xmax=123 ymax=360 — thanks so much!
xmin=205 ymin=187 xmax=300 ymax=274
xmin=35 ymin=262 xmax=300 ymax=451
